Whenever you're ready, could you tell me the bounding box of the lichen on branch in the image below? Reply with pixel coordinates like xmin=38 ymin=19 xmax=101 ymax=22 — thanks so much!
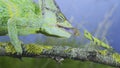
xmin=0 ymin=42 xmax=120 ymax=67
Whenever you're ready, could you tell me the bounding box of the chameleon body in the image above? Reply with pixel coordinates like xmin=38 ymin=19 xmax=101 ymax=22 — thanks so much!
xmin=0 ymin=0 xmax=74 ymax=54
xmin=0 ymin=0 xmax=112 ymax=55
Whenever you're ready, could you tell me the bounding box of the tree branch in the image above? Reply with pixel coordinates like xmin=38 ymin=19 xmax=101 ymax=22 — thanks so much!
xmin=0 ymin=42 xmax=120 ymax=67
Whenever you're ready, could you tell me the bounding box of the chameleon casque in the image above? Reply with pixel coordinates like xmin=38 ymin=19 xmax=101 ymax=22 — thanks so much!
xmin=0 ymin=0 xmax=112 ymax=55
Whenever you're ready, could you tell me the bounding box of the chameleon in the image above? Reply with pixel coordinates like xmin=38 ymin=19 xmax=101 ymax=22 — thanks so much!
xmin=0 ymin=0 xmax=112 ymax=55
xmin=0 ymin=0 xmax=79 ymax=55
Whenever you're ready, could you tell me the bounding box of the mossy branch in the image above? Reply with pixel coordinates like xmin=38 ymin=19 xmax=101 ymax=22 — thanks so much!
xmin=0 ymin=42 xmax=120 ymax=67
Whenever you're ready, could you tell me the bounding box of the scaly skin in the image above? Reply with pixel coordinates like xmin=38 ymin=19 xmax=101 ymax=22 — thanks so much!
xmin=0 ymin=0 xmax=112 ymax=55
xmin=0 ymin=0 xmax=74 ymax=55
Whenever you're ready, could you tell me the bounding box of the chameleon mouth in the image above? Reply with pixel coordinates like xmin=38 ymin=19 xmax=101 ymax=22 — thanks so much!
xmin=57 ymin=24 xmax=80 ymax=36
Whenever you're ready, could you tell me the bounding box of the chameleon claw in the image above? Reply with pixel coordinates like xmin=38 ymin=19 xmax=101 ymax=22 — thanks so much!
xmin=14 ymin=52 xmax=22 ymax=60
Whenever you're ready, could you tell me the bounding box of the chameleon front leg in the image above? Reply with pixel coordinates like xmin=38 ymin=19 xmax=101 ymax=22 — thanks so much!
xmin=7 ymin=18 xmax=22 ymax=55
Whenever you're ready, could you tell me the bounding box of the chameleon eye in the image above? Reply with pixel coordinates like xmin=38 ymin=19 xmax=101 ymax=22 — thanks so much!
xmin=56 ymin=12 xmax=66 ymax=23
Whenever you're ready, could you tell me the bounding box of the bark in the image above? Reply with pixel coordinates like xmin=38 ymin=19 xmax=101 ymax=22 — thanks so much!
xmin=0 ymin=42 xmax=119 ymax=67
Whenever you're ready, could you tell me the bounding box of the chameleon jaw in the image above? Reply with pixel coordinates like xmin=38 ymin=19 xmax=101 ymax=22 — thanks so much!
xmin=57 ymin=24 xmax=72 ymax=34
xmin=57 ymin=24 xmax=80 ymax=36
xmin=36 ymin=24 xmax=79 ymax=38
xmin=35 ymin=25 xmax=71 ymax=38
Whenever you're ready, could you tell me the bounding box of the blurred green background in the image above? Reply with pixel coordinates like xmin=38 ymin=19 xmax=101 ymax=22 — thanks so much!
xmin=0 ymin=57 xmax=114 ymax=68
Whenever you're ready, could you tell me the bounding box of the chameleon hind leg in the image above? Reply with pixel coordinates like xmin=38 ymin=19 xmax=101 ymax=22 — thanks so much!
xmin=7 ymin=18 xmax=22 ymax=55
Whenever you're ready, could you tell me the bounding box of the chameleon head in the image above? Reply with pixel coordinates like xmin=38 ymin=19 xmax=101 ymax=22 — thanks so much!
xmin=36 ymin=0 xmax=79 ymax=38
xmin=38 ymin=14 xmax=74 ymax=38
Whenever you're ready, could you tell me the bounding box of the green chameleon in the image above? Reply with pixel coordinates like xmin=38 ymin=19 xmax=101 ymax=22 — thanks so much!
xmin=0 ymin=0 xmax=112 ymax=55
xmin=0 ymin=0 xmax=79 ymax=55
